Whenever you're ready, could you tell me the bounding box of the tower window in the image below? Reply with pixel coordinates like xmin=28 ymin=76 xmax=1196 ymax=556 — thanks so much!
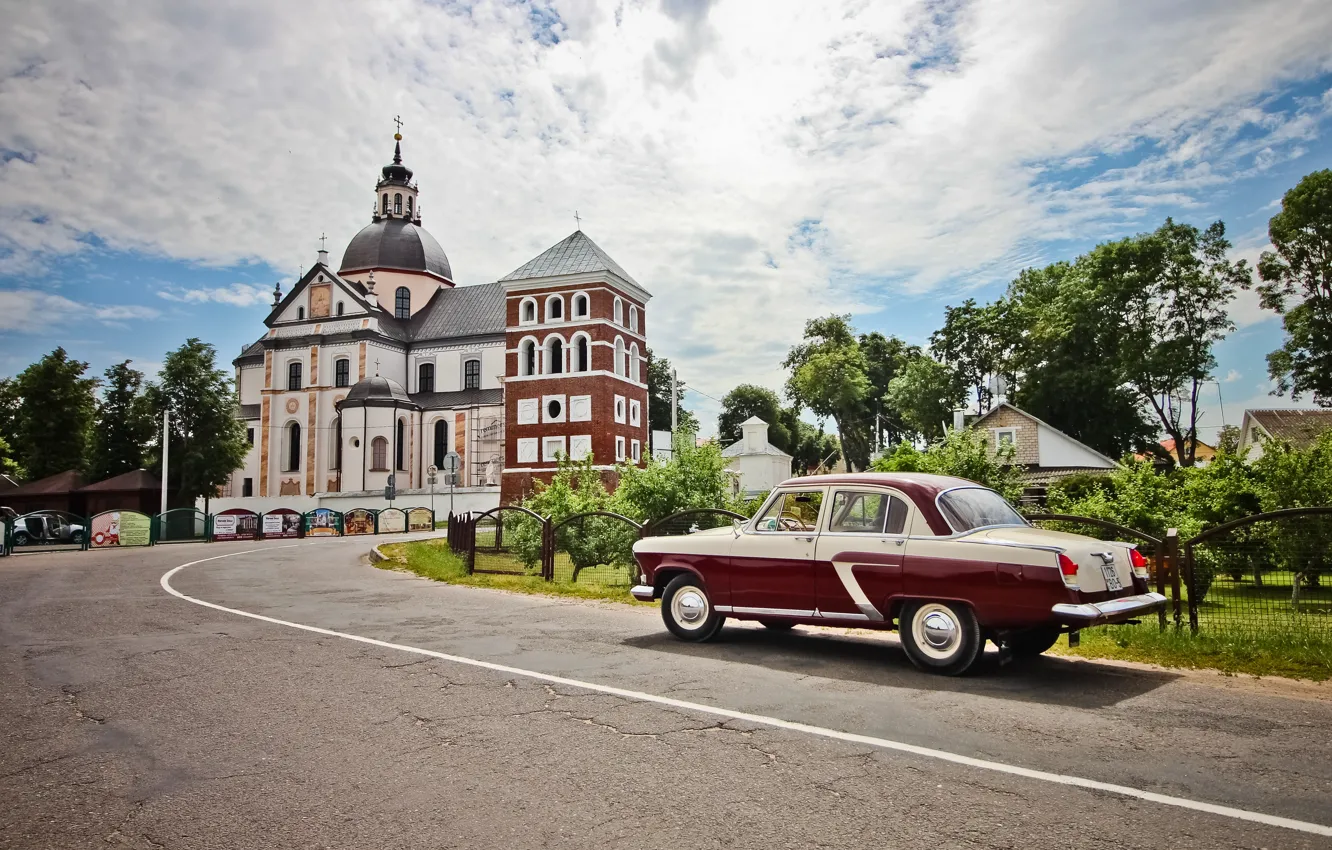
xmin=614 ymin=338 xmax=625 ymax=377
xmin=520 ymin=298 xmax=537 ymax=324
xmin=297 ymin=306 xmax=305 ymax=320
xmin=464 ymin=358 xmax=481 ymax=390
xmin=288 ymin=361 xmax=302 ymax=391
xmin=520 ymin=340 xmax=536 ymax=376
xmin=574 ymin=335 xmax=589 ymax=372
xmin=246 ymin=427 xmax=254 ymax=445
xmin=371 ymin=437 xmax=388 ymax=471
xmin=418 ymin=362 xmax=434 ymax=394
xmin=394 ymin=193 xmax=402 ymax=215
xmin=544 ymin=337 xmax=564 ymax=375
xmin=613 ymin=297 xmax=623 ymax=325
xmin=382 ymin=194 xmax=389 ymax=215
xmin=630 ymin=306 xmax=638 ymax=332
xmin=285 ymin=422 xmax=301 ymax=472
xmin=630 ymin=343 xmax=640 ymax=382
xmin=546 ymin=295 xmax=563 ymax=322
xmin=395 ymin=287 xmax=410 ymax=319
xmin=433 ymin=420 xmax=447 ymax=469
xmin=335 ymin=358 xmax=350 ymax=388
xmin=336 ymin=301 xmax=344 ymax=316
xmin=396 ymin=418 xmax=406 ymax=470
xmin=331 ymin=417 xmax=342 ymax=470
xmin=573 ymin=293 xmax=589 ymax=318
xmin=407 ymin=196 xmax=413 ymax=216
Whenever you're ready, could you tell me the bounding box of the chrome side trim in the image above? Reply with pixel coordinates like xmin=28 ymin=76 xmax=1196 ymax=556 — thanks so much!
xmin=715 ymin=605 xmax=817 ymax=617
xmin=629 ymin=584 xmax=656 ymax=601
xmin=831 ymin=560 xmax=885 ymax=621
xmin=1051 ymin=592 xmax=1167 ymax=621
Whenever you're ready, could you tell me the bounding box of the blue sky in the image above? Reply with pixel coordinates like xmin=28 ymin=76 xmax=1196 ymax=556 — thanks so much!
xmin=2 ymin=0 xmax=1331 ymax=440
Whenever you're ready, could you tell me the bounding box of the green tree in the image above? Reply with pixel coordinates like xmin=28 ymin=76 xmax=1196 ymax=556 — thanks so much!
xmin=788 ymin=419 xmax=840 ymax=475
xmin=511 ymin=454 xmax=635 ymax=574
xmin=11 ymin=348 xmax=99 ymax=479
xmin=717 ymin=384 xmax=791 ymax=449
xmin=0 ymin=435 xmax=19 ymax=480
xmin=149 ymin=339 xmax=249 ymax=508
xmin=783 ymin=315 xmax=873 ymax=471
xmin=0 ymin=378 xmax=19 ymax=455
xmin=930 ymin=298 xmax=1017 ymax=413
xmin=612 ymin=436 xmax=746 ymax=521
xmin=1256 ymin=170 xmax=1332 ymax=404
xmin=885 ymin=354 xmax=965 ymax=441
xmin=860 ymin=331 xmax=920 ymax=447
xmin=645 ymin=348 xmax=699 ymax=435
xmin=872 ymin=429 xmax=1021 ymax=502
xmin=90 ymin=361 xmax=156 ymax=480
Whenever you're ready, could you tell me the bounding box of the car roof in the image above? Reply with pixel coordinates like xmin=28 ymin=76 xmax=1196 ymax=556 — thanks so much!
xmin=772 ymin=472 xmax=984 ymax=536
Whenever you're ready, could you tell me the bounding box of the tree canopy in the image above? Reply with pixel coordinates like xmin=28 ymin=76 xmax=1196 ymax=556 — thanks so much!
xmin=90 ymin=361 xmax=157 ymax=481
xmin=11 ymin=348 xmax=99 ymax=480
xmin=645 ymin=348 xmax=699 ymax=435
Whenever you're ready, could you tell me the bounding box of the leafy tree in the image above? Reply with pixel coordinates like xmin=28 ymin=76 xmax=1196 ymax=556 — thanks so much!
xmin=789 ymin=419 xmax=840 ymax=475
xmin=885 ymin=354 xmax=965 ymax=441
xmin=11 ymin=348 xmax=99 ymax=479
xmin=860 ymin=331 xmax=920 ymax=447
xmin=1256 ymin=170 xmax=1332 ymax=404
xmin=930 ymin=298 xmax=1017 ymax=413
xmin=148 ymin=339 xmax=249 ymax=508
xmin=0 ymin=434 xmax=20 ymax=479
xmin=612 ymin=436 xmax=747 ymax=521
xmin=510 ymin=454 xmax=635 ymax=574
xmin=783 ymin=315 xmax=873 ymax=471
xmin=645 ymin=348 xmax=699 ymax=435
xmin=90 ymin=361 xmax=156 ymax=480
xmin=872 ymin=429 xmax=1021 ymax=502
xmin=0 ymin=378 xmax=19 ymax=456
xmin=717 ymin=384 xmax=792 ymax=449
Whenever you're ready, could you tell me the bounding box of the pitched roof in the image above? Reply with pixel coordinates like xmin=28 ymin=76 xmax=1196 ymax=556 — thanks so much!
xmin=971 ymin=402 xmax=1121 ymax=468
xmin=410 ymin=388 xmax=504 ymax=409
xmin=78 ymin=469 xmax=161 ymax=492
xmin=500 ymin=230 xmax=639 ymax=286
xmin=5 ymin=469 xmax=87 ymax=496
xmin=721 ymin=438 xmax=792 ymax=459
xmin=741 ymin=416 xmax=767 ymax=426
xmin=1246 ymin=409 xmax=1332 ymax=449
xmin=408 ymin=282 xmax=506 ymax=341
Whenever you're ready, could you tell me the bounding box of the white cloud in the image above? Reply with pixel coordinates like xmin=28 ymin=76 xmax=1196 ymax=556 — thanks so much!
xmin=1224 ymin=369 xmax=1242 ymax=383
xmin=1 ymin=0 xmax=1330 ymax=400
xmin=157 ymin=283 xmax=272 ymax=307
xmin=0 ymin=289 xmax=158 ymax=331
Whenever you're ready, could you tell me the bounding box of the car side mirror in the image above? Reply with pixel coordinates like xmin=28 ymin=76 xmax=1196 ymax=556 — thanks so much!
xmin=732 ymin=518 xmax=743 ymax=537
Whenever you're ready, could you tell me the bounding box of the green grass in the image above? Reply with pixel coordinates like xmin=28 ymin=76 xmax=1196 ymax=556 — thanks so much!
xmin=376 ymin=539 xmax=653 ymax=606
xmin=1050 ymin=621 xmax=1332 ymax=681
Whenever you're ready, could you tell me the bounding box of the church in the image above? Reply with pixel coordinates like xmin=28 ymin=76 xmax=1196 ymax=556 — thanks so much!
xmin=221 ymin=133 xmax=651 ymax=512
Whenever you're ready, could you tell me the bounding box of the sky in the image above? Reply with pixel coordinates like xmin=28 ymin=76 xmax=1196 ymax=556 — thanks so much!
xmin=2 ymin=0 xmax=1331 ymax=441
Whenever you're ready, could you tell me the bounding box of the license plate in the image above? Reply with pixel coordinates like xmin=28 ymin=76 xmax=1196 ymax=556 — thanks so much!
xmin=1101 ymin=562 xmax=1123 ymax=591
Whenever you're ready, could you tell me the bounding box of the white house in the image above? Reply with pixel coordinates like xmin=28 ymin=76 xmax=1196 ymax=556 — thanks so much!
xmin=969 ymin=403 xmax=1119 ymax=498
xmin=1238 ymin=408 xmax=1332 ymax=462
xmin=721 ymin=417 xmax=793 ymax=496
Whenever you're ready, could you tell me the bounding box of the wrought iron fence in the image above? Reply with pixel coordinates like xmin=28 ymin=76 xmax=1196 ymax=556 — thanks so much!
xmin=549 ymin=512 xmax=642 ymax=586
xmin=469 ymin=506 xmax=543 ymax=576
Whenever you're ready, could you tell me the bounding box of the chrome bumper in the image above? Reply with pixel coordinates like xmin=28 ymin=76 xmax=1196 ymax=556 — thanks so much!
xmin=630 ymin=584 xmax=656 ymax=602
xmin=1051 ymin=592 xmax=1167 ymax=625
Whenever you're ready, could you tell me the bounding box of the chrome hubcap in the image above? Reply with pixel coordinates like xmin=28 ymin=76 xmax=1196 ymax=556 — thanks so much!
xmin=912 ymin=603 xmax=961 ymax=660
xmin=671 ymin=585 xmax=709 ymax=630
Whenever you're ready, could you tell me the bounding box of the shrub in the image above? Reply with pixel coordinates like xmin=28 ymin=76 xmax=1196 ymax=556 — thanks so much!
xmin=872 ymin=429 xmax=1021 ymax=502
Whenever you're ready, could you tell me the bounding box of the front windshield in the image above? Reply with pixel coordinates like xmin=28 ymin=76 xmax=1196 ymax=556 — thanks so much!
xmin=937 ymin=487 xmax=1026 ymax=532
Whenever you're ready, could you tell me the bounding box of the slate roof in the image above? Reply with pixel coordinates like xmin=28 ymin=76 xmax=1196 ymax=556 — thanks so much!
xmin=340 ymin=218 xmax=453 ymax=281
xmin=1246 ymin=409 xmax=1332 ymax=449
xmin=343 ymin=376 xmax=413 ymax=405
xmin=500 ymin=230 xmax=640 ymax=287
xmin=78 ymin=469 xmax=161 ymax=492
xmin=410 ymin=388 xmax=504 ymax=409
xmin=238 ymin=404 xmax=261 ymax=419
xmin=239 ymin=339 xmax=265 ymax=358
xmin=409 ymin=282 xmax=506 ymax=341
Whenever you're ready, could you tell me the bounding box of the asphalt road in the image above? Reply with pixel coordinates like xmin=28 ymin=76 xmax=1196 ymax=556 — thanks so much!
xmin=2 ymin=537 xmax=1330 ymax=849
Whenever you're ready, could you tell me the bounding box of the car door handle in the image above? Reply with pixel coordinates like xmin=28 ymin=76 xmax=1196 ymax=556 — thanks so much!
xmin=795 ymin=536 xmax=814 ymax=542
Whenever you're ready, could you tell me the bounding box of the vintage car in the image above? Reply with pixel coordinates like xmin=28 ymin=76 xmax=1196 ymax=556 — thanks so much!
xmin=630 ymin=472 xmax=1165 ymax=675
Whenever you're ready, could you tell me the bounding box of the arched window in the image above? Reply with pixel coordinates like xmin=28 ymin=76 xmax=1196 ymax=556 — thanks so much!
xmin=288 ymin=361 xmax=302 ymax=391
xmin=613 ymin=297 xmax=623 ymax=325
xmin=574 ymin=334 xmax=589 ymax=372
xmin=573 ymin=293 xmax=589 ymax=318
xmin=394 ymin=193 xmax=403 ymax=215
xmin=630 ymin=306 xmax=638 ymax=332
xmin=285 ymin=422 xmax=301 ymax=472
xmin=520 ymin=339 xmax=536 ymax=376
xmin=544 ymin=336 xmax=564 ymax=375
xmin=334 ymin=358 xmax=350 ymax=388
xmin=630 ymin=343 xmax=640 ymax=382
xmin=546 ymin=295 xmax=564 ymax=322
xmin=382 ymin=193 xmax=389 ymax=215
xmin=336 ymin=301 xmax=345 ymax=316
xmin=614 ymin=337 xmax=625 ymax=377
xmin=406 ymin=196 xmax=413 ymax=216
xmin=297 ymin=306 xmax=305 ymax=321
xmin=418 ymin=362 xmax=434 ymax=394
xmin=331 ymin=417 xmax=342 ymax=470
xmin=520 ymin=298 xmax=537 ymax=324
xmin=433 ymin=420 xmax=448 ymax=469
xmin=371 ymin=437 xmax=388 ymax=471
xmin=395 ymin=287 xmax=410 ymax=319
xmin=464 ymin=358 xmax=481 ymax=389
xmin=396 ymin=418 xmax=406 ymax=470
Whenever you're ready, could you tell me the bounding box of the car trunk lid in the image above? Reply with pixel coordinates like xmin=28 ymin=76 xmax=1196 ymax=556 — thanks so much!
xmin=974 ymin=526 xmax=1135 ymax=594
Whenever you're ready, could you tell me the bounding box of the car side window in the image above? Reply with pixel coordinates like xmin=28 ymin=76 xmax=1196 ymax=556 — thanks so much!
xmin=828 ymin=490 xmax=909 ymax=535
xmin=754 ymin=490 xmax=823 ymax=532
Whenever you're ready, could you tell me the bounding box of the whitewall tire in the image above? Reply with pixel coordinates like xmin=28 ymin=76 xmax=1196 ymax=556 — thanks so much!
xmin=899 ymin=600 xmax=982 ymax=676
xmin=661 ymin=574 xmax=725 ymax=642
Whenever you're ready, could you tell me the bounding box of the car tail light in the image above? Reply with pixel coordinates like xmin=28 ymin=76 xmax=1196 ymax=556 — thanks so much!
xmin=1057 ymin=553 xmax=1080 ymax=588
xmin=1129 ymin=548 xmax=1149 ymax=579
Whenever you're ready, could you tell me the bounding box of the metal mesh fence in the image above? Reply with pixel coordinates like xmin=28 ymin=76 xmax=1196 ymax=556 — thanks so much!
xmin=470 ymin=511 xmax=539 ymax=576
xmin=1189 ymin=513 xmax=1332 ymax=638
xmin=645 ymin=509 xmax=744 ymax=538
xmin=549 ymin=514 xmax=640 ymax=587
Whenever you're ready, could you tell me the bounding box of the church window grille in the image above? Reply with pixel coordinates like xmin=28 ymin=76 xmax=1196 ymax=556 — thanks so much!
xmin=371 ymin=437 xmax=388 ymax=471
xmin=396 ymin=418 xmax=407 ymax=470
xmin=573 ymin=293 xmax=589 ymax=318
xmin=418 ymin=362 xmax=435 ymax=394
xmin=382 ymin=194 xmax=389 ymax=216
xmin=545 ymin=337 xmax=564 ymax=375
xmin=464 ymin=359 xmax=481 ymax=389
xmin=335 ymin=358 xmax=350 ymax=387
xmin=433 ymin=420 xmax=447 ymax=469
xmin=574 ymin=335 xmax=589 ymax=372
xmin=395 ymin=287 xmax=410 ymax=319
xmin=394 ymin=193 xmax=402 ymax=215
xmin=285 ymin=422 xmax=301 ymax=472
xmin=288 ymin=361 xmax=302 ymax=391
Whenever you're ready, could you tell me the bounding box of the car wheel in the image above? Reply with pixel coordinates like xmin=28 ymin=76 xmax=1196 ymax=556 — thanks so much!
xmin=899 ymin=600 xmax=983 ymax=675
xmin=70 ymin=531 xmax=84 ymax=544
xmin=759 ymin=620 xmax=796 ymax=631
xmin=13 ymin=532 xmax=29 ymax=547
xmin=1008 ymin=626 xmax=1062 ymax=658
xmin=661 ymin=574 xmax=725 ymax=642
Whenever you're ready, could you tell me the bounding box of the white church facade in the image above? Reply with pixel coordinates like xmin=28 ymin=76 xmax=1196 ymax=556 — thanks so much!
xmin=211 ymin=135 xmax=651 ymax=515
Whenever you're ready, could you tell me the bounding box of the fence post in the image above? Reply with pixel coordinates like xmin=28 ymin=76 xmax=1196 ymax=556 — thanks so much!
xmin=466 ymin=516 xmax=476 ymax=575
xmin=1182 ymin=542 xmax=1199 ymax=633
xmin=542 ymin=520 xmax=554 ymax=581
xmin=1159 ymin=528 xmax=1176 ymax=631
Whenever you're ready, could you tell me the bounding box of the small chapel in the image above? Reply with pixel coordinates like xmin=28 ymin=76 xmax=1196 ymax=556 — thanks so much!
xmin=222 ymin=131 xmax=651 ymax=511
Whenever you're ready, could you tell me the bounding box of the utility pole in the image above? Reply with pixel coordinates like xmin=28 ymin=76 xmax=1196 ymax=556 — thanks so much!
xmin=670 ymin=368 xmax=677 ymax=432
xmin=160 ymin=409 xmax=170 ymax=514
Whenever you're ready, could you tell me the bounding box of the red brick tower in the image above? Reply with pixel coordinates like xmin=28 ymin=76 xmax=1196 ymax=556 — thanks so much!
xmin=499 ymin=231 xmax=651 ymax=504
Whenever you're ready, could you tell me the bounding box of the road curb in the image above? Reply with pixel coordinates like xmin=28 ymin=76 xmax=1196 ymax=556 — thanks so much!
xmin=368 ymin=544 xmax=389 ymax=564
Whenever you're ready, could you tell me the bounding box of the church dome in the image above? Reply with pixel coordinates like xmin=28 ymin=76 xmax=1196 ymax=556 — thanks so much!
xmin=340 ymin=376 xmax=417 ymax=408
xmin=339 ymin=218 xmax=453 ymax=280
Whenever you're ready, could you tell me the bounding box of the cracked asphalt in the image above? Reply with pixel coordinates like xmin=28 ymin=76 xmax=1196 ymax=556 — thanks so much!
xmin=2 ymin=538 xmax=1331 ymax=849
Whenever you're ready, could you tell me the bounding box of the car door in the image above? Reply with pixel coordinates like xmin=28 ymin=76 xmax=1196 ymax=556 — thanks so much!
xmin=726 ymin=487 xmax=825 ymax=615
xmin=813 ymin=488 xmax=911 ymax=621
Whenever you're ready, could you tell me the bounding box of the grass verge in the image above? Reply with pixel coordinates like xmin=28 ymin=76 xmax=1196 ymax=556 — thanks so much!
xmin=1049 ymin=621 xmax=1332 ymax=681
xmin=375 ymin=539 xmax=654 ymax=606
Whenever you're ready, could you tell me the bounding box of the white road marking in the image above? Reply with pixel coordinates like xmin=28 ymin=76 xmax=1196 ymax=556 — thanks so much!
xmin=161 ymin=548 xmax=1331 ymax=838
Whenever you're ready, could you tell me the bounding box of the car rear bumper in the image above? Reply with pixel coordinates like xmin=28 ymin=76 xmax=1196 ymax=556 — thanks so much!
xmin=1051 ymin=592 xmax=1167 ymax=626
xmin=630 ymin=584 xmax=656 ymax=602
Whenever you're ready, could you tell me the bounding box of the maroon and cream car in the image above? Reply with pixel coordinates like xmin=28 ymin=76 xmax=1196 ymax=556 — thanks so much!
xmin=630 ymin=473 xmax=1165 ymax=675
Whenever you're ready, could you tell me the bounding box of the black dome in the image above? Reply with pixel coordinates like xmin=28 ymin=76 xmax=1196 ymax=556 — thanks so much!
xmin=379 ymin=141 xmax=414 ymax=185
xmin=340 ymin=376 xmax=416 ymax=408
xmin=339 ymin=218 xmax=452 ymax=280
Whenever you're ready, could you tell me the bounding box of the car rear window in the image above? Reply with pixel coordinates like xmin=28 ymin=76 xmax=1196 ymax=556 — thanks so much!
xmin=937 ymin=488 xmax=1026 ymax=532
